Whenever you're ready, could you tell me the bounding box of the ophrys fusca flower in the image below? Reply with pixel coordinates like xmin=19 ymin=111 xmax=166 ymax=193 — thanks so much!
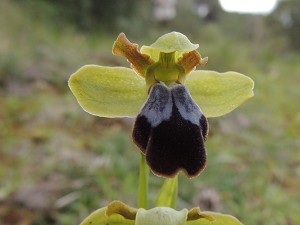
xmin=68 ymin=32 xmax=254 ymax=178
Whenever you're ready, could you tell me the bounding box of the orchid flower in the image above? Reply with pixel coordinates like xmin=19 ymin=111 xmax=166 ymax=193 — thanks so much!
xmin=69 ymin=32 xmax=254 ymax=178
xmin=79 ymin=200 xmax=243 ymax=225
xmin=69 ymin=32 xmax=253 ymax=225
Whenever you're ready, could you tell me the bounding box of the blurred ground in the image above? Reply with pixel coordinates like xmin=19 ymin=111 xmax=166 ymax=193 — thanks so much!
xmin=0 ymin=0 xmax=300 ymax=225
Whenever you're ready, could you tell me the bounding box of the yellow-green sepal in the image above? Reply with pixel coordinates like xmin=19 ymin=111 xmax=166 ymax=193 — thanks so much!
xmin=136 ymin=207 xmax=188 ymax=225
xmin=69 ymin=65 xmax=147 ymax=117
xmin=187 ymin=212 xmax=243 ymax=225
xmin=141 ymin=32 xmax=199 ymax=62
xmin=185 ymin=70 xmax=254 ymax=117
xmin=79 ymin=206 xmax=135 ymax=225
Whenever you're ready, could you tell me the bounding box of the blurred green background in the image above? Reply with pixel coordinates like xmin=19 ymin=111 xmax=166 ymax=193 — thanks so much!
xmin=0 ymin=0 xmax=299 ymax=224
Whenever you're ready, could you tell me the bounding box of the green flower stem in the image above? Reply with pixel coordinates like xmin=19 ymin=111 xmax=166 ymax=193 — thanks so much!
xmin=155 ymin=176 xmax=178 ymax=209
xmin=138 ymin=153 xmax=149 ymax=209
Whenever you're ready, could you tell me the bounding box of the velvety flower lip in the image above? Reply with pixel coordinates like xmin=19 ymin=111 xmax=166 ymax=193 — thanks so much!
xmin=133 ymin=82 xmax=208 ymax=178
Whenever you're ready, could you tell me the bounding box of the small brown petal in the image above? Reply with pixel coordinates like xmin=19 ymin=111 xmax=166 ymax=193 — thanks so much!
xmin=177 ymin=50 xmax=208 ymax=75
xmin=112 ymin=33 xmax=154 ymax=77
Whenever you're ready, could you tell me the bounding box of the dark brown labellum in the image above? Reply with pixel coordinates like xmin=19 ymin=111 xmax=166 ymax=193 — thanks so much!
xmin=133 ymin=83 xmax=208 ymax=178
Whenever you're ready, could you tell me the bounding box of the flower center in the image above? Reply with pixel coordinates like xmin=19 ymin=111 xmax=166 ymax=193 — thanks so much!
xmin=146 ymin=52 xmax=184 ymax=89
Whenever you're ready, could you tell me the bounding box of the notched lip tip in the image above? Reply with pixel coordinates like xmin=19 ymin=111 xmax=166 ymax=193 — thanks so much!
xmin=150 ymin=164 xmax=207 ymax=179
xmin=183 ymin=165 xmax=207 ymax=179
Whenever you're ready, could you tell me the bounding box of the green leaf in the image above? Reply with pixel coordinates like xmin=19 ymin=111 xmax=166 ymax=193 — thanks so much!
xmin=155 ymin=176 xmax=178 ymax=208
xmin=69 ymin=65 xmax=147 ymax=117
xmin=141 ymin=32 xmax=199 ymax=62
xmin=187 ymin=212 xmax=243 ymax=225
xmin=136 ymin=207 xmax=188 ymax=225
xmin=185 ymin=70 xmax=254 ymax=117
xmin=79 ymin=207 xmax=135 ymax=225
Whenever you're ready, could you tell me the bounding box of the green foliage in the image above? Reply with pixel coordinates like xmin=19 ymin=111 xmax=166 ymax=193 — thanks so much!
xmin=267 ymin=0 xmax=300 ymax=50
xmin=1 ymin=0 xmax=300 ymax=225
xmin=13 ymin=0 xmax=151 ymax=35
